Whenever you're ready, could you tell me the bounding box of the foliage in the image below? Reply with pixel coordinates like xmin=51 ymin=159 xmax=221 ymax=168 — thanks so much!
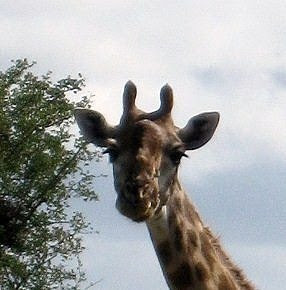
xmin=0 ymin=59 xmax=100 ymax=289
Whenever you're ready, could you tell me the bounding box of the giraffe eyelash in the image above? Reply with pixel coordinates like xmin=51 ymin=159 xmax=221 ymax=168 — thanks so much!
xmin=169 ymin=150 xmax=188 ymax=165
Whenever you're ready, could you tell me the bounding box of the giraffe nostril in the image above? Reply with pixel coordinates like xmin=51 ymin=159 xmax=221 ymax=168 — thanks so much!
xmin=123 ymin=182 xmax=138 ymax=204
xmin=123 ymin=180 xmax=152 ymax=206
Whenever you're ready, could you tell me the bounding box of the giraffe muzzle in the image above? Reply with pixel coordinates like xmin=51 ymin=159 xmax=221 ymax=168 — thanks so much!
xmin=116 ymin=180 xmax=160 ymax=222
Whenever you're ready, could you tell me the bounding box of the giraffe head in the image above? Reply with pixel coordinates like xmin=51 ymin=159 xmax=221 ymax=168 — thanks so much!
xmin=75 ymin=81 xmax=219 ymax=222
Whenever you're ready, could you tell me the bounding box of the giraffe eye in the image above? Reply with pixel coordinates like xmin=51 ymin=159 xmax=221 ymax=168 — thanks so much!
xmin=169 ymin=150 xmax=188 ymax=165
xmin=103 ymin=147 xmax=119 ymax=162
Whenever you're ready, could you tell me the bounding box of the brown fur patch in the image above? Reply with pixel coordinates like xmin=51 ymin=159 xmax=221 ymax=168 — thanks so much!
xmin=157 ymin=241 xmax=172 ymax=266
xmin=173 ymin=196 xmax=183 ymax=211
xmin=167 ymin=209 xmax=176 ymax=228
xmin=186 ymin=229 xmax=199 ymax=250
xmin=195 ymin=262 xmax=210 ymax=282
xmin=183 ymin=198 xmax=202 ymax=224
xmin=169 ymin=262 xmax=194 ymax=288
xmin=218 ymin=273 xmax=237 ymax=290
xmin=200 ymin=231 xmax=217 ymax=270
xmin=173 ymin=225 xmax=184 ymax=251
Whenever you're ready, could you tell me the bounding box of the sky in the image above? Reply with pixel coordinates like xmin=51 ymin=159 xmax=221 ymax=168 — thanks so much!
xmin=1 ymin=1 xmax=286 ymax=289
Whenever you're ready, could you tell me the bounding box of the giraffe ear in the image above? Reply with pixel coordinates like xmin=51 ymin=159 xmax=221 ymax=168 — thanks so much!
xmin=178 ymin=112 xmax=220 ymax=150
xmin=74 ymin=109 xmax=114 ymax=147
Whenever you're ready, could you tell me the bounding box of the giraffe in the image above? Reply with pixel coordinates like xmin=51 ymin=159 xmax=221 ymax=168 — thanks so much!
xmin=74 ymin=81 xmax=255 ymax=290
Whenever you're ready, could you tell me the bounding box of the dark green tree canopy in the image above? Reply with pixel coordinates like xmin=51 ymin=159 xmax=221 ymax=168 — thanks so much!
xmin=0 ymin=59 xmax=100 ymax=289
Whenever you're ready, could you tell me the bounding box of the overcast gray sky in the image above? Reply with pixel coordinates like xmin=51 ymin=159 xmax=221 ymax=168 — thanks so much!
xmin=1 ymin=1 xmax=286 ymax=289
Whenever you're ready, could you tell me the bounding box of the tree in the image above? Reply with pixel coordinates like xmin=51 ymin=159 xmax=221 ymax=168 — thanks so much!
xmin=0 ymin=59 xmax=100 ymax=289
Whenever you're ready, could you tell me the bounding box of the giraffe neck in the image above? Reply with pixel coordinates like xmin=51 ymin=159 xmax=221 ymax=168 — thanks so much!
xmin=146 ymin=180 xmax=254 ymax=290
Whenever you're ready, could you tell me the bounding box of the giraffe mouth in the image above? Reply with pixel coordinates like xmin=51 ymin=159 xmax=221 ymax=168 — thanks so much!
xmin=116 ymin=190 xmax=160 ymax=222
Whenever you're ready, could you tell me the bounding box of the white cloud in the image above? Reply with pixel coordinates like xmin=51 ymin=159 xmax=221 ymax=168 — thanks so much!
xmin=229 ymin=243 xmax=286 ymax=290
